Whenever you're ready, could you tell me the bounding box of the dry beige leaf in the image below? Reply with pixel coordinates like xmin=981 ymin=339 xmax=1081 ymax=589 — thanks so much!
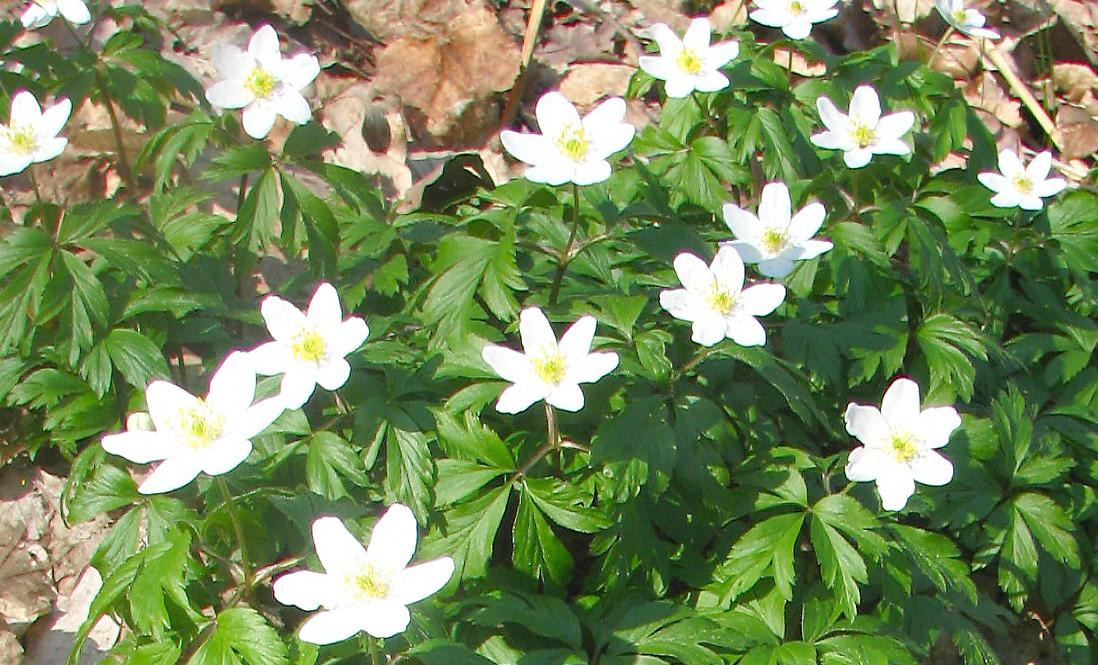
xmin=627 ymin=0 xmax=690 ymax=31
xmin=710 ymin=0 xmax=749 ymax=31
xmin=871 ymin=0 xmax=935 ymax=23
xmin=320 ymin=83 xmax=413 ymax=202
xmin=344 ymin=0 xmax=471 ymax=41
xmin=374 ymin=2 xmax=520 ymax=138
xmin=1055 ymin=104 xmax=1098 ymax=160
xmin=1053 ymin=62 xmax=1098 ymax=104
xmin=964 ymin=72 xmax=1023 ymax=130
xmin=560 ymin=63 xmax=634 ymax=107
xmin=0 ymin=630 xmax=22 ymax=665
xmin=773 ymin=48 xmax=827 ymax=77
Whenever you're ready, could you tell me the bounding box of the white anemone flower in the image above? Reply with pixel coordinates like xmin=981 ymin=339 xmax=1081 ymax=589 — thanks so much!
xmin=638 ymin=19 xmax=739 ymax=99
xmin=273 ymin=505 xmax=455 ymax=644
xmin=20 ymin=0 xmax=90 ymax=29
xmin=205 ymin=25 xmax=320 ymax=140
xmin=481 ymin=307 xmax=619 ymax=414
xmin=749 ymin=0 xmax=840 ymax=40
xmin=934 ymin=0 xmax=999 ymax=39
xmin=976 ymin=149 xmax=1066 ymax=211
xmin=250 ymin=282 xmax=369 ymax=409
xmin=659 ymin=246 xmax=786 ymax=347
xmin=500 ymin=92 xmax=635 ymax=186
xmin=722 ymin=182 xmax=833 ymax=278
xmin=811 ymin=85 xmax=915 ymax=169
xmin=101 ymin=352 xmax=284 ymax=494
xmin=844 ymin=377 xmax=960 ymax=511
xmin=0 ymin=90 xmax=71 ymax=177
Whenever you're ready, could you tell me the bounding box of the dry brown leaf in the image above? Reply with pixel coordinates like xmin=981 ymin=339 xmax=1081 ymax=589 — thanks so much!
xmin=964 ymin=73 xmax=1023 ymax=130
xmin=560 ymin=63 xmax=634 ymax=106
xmin=1053 ymin=62 xmax=1098 ymax=104
xmin=344 ymin=0 xmax=471 ymax=41
xmin=871 ymin=0 xmax=935 ymax=23
xmin=627 ymin=0 xmax=690 ymax=31
xmin=537 ymin=20 xmax=619 ymax=70
xmin=320 ymin=83 xmax=413 ymax=201
xmin=374 ymin=2 xmax=520 ymax=138
xmin=1055 ymin=104 xmax=1098 ymax=160
xmin=0 ymin=630 xmax=22 ymax=665
xmin=710 ymin=0 xmax=749 ymax=31
xmin=773 ymin=48 xmax=827 ymax=77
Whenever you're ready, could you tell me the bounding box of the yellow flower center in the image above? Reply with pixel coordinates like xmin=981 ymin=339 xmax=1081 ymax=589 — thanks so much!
xmin=952 ymin=9 xmax=968 ymax=24
xmin=175 ymin=400 xmax=225 ymax=450
xmin=789 ymin=0 xmax=806 ymax=14
xmin=890 ymin=431 xmax=918 ymax=462
xmin=5 ymin=127 xmax=37 ymax=155
xmin=707 ymin=287 xmax=736 ymax=315
xmin=761 ymin=228 xmax=788 ymax=255
xmin=556 ymin=124 xmax=590 ymax=162
xmin=346 ymin=563 xmax=390 ymax=602
xmin=291 ymin=328 xmax=327 ymax=363
xmin=244 ymin=66 xmax=277 ymax=99
xmin=850 ymin=122 xmax=877 ymax=148
xmin=675 ymin=48 xmax=704 ymax=75
xmin=532 ymin=352 xmax=568 ymax=385
xmin=1011 ymin=175 xmax=1033 ymax=195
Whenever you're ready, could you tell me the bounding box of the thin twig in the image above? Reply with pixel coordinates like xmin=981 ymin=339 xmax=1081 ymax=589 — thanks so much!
xmin=983 ymin=46 xmax=1061 ymax=151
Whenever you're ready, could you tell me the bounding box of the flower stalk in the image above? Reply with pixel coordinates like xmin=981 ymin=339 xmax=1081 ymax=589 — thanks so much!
xmin=217 ymin=476 xmax=255 ymax=593
xmin=549 ymin=183 xmax=581 ymax=305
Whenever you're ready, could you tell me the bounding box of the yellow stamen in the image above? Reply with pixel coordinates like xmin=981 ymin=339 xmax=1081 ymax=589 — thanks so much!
xmin=244 ymin=67 xmax=277 ymax=99
xmin=761 ymin=228 xmax=787 ymax=255
xmin=707 ymin=287 xmax=736 ymax=315
xmin=952 ymin=9 xmax=968 ymax=24
xmin=1011 ymin=175 xmax=1033 ymax=195
xmin=789 ymin=0 xmax=806 ymax=14
xmin=890 ymin=431 xmax=918 ymax=462
xmin=347 ymin=563 xmax=390 ymax=601
xmin=556 ymin=124 xmax=589 ymax=162
xmin=176 ymin=400 xmax=224 ymax=450
xmin=291 ymin=328 xmax=327 ymax=363
xmin=850 ymin=122 xmax=876 ymax=149
xmin=675 ymin=48 xmax=704 ymax=75
xmin=5 ymin=127 xmax=37 ymax=155
xmin=533 ymin=353 xmax=567 ymax=385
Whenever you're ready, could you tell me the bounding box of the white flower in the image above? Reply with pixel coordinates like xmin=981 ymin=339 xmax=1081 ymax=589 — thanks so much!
xmin=843 ymin=377 xmax=960 ymax=511
xmin=749 ymin=0 xmax=839 ymax=40
xmin=976 ymin=149 xmax=1066 ymax=211
xmin=273 ymin=505 xmax=454 ymax=644
xmin=205 ymin=25 xmax=320 ymax=140
xmin=500 ymin=92 xmax=635 ymax=186
xmin=0 ymin=90 xmax=71 ymax=177
xmin=20 ymin=0 xmax=90 ymax=29
xmin=250 ymin=283 xmax=369 ymax=409
xmin=811 ymin=85 xmax=915 ymax=169
xmin=638 ymin=19 xmax=739 ymax=99
xmin=934 ymin=0 xmax=999 ymax=39
xmin=481 ymin=307 xmax=619 ymax=414
xmin=722 ymin=182 xmax=833 ymax=278
xmin=659 ymin=246 xmax=786 ymax=347
xmin=101 ymin=352 xmax=284 ymax=494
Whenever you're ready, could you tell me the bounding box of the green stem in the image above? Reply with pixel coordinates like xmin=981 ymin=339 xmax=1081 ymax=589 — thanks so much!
xmin=928 ymin=26 xmax=955 ymax=69
xmin=28 ymin=165 xmax=42 ymax=203
xmin=670 ymin=346 xmax=717 ymax=383
xmin=509 ymin=403 xmax=562 ymax=482
xmin=93 ymin=68 xmax=136 ymax=190
xmin=216 ymin=477 xmax=255 ymax=593
xmin=786 ymin=43 xmax=794 ymax=86
xmin=369 ymin=637 xmax=382 ymax=665
xmin=548 ymin=183 xmax=581 ymax=305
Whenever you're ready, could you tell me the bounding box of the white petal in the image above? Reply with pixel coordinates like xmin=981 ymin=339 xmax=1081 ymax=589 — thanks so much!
xmin=1025 ymin=151 xmax=1052 ymax=182
xmin=788 ymin=201 xmax=826 ymax=241
xmin=316 ymin=358 xmax=351 ymax=391
xmin=500 ymin=131 xmax=551 ymax=166
xmin=272 ymin=570 xmax=332 ymax=611
xmin=571 ymin=160 xmax=612 ymax=185
xmin=639 ymin=55 xmax=675 ymax=81
xmin=849 ymin=86 xmax=881 ymax=125
xmin=36 ymin=98 xmax=71 ymax=139
xmin=332 ymin=317 xmax=369 ymax=357
xmin=519 ymin=307 xmax=558 ymax=357
xmin=843 ymin=148 xmax=873 ymax=169
xmin=694 ymin=70 xmax=729 ymax=93
xmin=279 ymin=370 xmax=317 ymax=409
xmin=673 ymin=252 xmax=716 ymax=293
xmin=722 ymin=203 xmax=761 ymax=242
xmin=758 ymin=182 xmax=792 ymax=228
xmin=582 ymin=97 xmax=627 ymax=134
xmin=682 ymin=18 xmax=711 ymax=51
xmin=749 ymin=8 xmax=787 ymax=30
xmin=242 ymin=103 xmax=277 ymax=139
xmin=756 ymin=257 xmax=795 ymax=278
xmin=546 ymin=382 xmax=585 ymax=412
xmin=482 ymin=344 xmax=532 ymax=383
xmin=207 ymin=352 xmax=257 ymax=416
xmin=21 ymin=3 xmax=53 ymax=29
xmin=705 ymin=40 xmax=739 ymax=68
xmin=844 ymin=446 xmax=885 ymax=482
xmin=1033 ymin=178 xmax=1066 ymax=198
xmin=782 ymin=19 xmax=814 ymax=40
xmin=911 ymin=451 xmax=954 ymax=486
xmin=588 ymin=123 xmax=635 ymax=159
xmin=138 ymin=456 xmax=204 ymax=494
xmin=711 ymin=245 xmax=746 ymax=294
xmin=198 ymin=438 xmax=251 ymax=475
xmin=212 ymin=44 xmax=251 ymax=80
xmin=810 ymin=130 xmax=847 ymax=151
xmin=535 ymin=91 xmax=581 ymax=143
xmin=646 ymin=23 xmax=683 ymax=57
xmin=366 ymin=503 xmax=418 ymax=571
xmin=875 ymin=464 xmax=916 ymax=511
xmin=57 ymin=0 xmax=90 ymax=24
xmin=997 ymin=149 xmax=1024 ymax=179
xmin=691 ymin=313 xmax=728 ymax=347
xmin=101 ymin=431 xmax=178 ymax=463
xmin=146 ymin=381 xmax=201 ymax=433
xmin=261 ymin=295 xmax=307 ymax=341
xmin=977 ymin=172 xmax=1008 ymax=194
xmin=282 ymin=53 xmax=320 ymax=90
xmin=0 ymin=152 xmax=31 ymax=177
xmin=232 ymin=396 xmax=285 ymax=438
xmin=872 ymin=138 xmax=910 ymax=157
xmin=313 ymin=516 xmax=369 ymax=575
xmin=525 ymin=161 xmax=574 ymax=186
xmin=298 ymin=608 xmax=364 ymax=645
xmin=30 ymin=137 xmax=66 ymax=164
xmin=558 ymin=315 xmax=596 ymax=361
xmin=728 ymin=240 xmax=766 ymax=264
xmin=663 ymin=75 xmax=696 ymax=99
xmin=990 ymin=191 xmax=1021 ymax=209
xmin=659 ymin=289 xmax=695 ymax=321
xmin=815 ymin=96 xmax=848 ymax=133
xmin=737 ymin=283 xmax=785 ymax=316
xmin=876 ymin=111 xmax=914 ymax=141
xmin=393 ymin=557 xmax=454 ymax=605
xmin=496 ymin=381 xmax=547 ymax=414
xmin=794 ymin=239 xmax=833 ymax=260
xmin=844 ymin=403 xmax=889 ymax=447
xmin=248 ymin=25 xmax=283 ymax=71
xmin=251 ymin=341 xmax=290 ymax=376
xmin=726 ymin=314 xmax=767 ymax=347
xmin=881 ymin=378 xmax=921 ymax=432
xmin=274 ymin=90 xmax=311 ymax=124
xmin=1018 ymin=195 xmax=1044 ymax=211
xmin=306 ymin=283 xmax=342 ymax=330
xmin=10 ymin=91 xmax=42 ymax=126
xmin=359 ymin=600 xmax=411 ymax=639
xmin=567 ymin=351 xmax=618 ymax=385
xmin=916 ymin=406 xmax=961 ymax=448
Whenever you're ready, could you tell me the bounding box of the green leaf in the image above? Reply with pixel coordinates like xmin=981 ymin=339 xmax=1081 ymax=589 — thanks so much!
xmin=235 ymin=167 xmax=281 ymax=251
xmin=306 ymin=431 xmax=370 ymax=500
xmin=105 ymin=329 xmax=171 ymax=389
xmin=130 ymin=528 xmax=199 ymax=635
xmin=591 ymin=397 xmax=676 ymax=498
xmin=809 ymin=515 xmax=866 ymax=619
xmin=190 ymin=607 xmax=289 ymax=665
xmin=421 ymin=485 xmax=510 ymax=580
xmin=385 ymin=428 xmax=435 ymax=518
xmin=916 ymin=313 xmax=986 ymax=401
xmin=718 ymin=512 xmax=805 ymax=602
xmin=471 ymin=590 xmax=582 ymax=648
xmin=65 ymin=461 xmax=139 ymax=523
xmin=514 ymin=487 xmax=573 ymax=587
xmin=524 ymin=477 xmax=612 ymax=533
xmin=1013 ymin=492 xmax=1079 ymax=567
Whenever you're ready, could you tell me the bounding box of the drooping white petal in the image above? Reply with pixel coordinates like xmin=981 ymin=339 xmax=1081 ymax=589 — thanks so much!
xmin=844 ymin=446 xmax=885 ymax=482
xmin=844 ymin=403 xmax=890 ymax=447
xmin=0 ymin=152 xmax=33 ymax=177
xmin=725 ymin=314 xmax=767 ymax=347
xmin=316 ymin=358 xmax=351 ymax=391
xmin=138 ymin=455 xmax=204 ymax=494
xmin=756 ymin=256 xmax=796 ymax=278
xmin=359 ymin=600 xmax=412 ymax=639
xmin=911 ymin=451 xmax=954 ymax=486
xmin=915 ymin=406 xmax=961 ymax=448
xmin=242 ymin=103 xmax=278 ymax=139
xmin=737 ymin=283 xmax=785 ymax=317
xmin=198 ymin=438 xmax=252 ymax=476
xmin=298 ymin=608 xmax=366 ymax=645
xmin=571 ymin=160 xmax=612 ymax=186
xmin=546 ymin=382 xmax=585 ymax=412
xmin=313 ymin=516 xmax=369 ymax=575
xmin=664 ymin=76 xmax=697 ymax=99
xmin=272 ymin=570 xmax=333 ymax=611
xmin=843 ymin=148 xmax=873 ymax=169
xmin=392 ymin=557 xmax=455 ymax=605
xmin=101 ymin=431 xmax=178 ymax=464
xmin=519 ymin=307 xmax=558 ymax=357
xmin=875 ymin=463 xmax=916 ymax=511
xmin=692 ymin=314 xmax=729 ymax=347
xmin=782 ymin=18 xmax=813 ymax=41
xmin=989 ymin=190 xmax=1021 ymax=209
xmin=496 ymin=381 xmax=547 ymax=414
xmin=881 ymin=378 xmax=921 ymax=432
xmin=365 ymin=503 xmax=418 ymax=572
xmin=274 ymin=90 xmax=311 ymax=124
xmin=524 ymin=161 xmax=574 ymax=186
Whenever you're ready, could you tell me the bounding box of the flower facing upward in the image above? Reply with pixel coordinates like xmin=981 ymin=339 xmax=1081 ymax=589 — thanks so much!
xmin=722 ymin=182 xmax=833 ymax=278
xmin=20 ymin=0 xmax=90 ymax=29
xmin=481 ymin=307 xmax=619 ymax=414
xmin=205 ymin=25 xmax=320 ymax=140
xmin=250 ymin=282 xmax=369 ymax=409
xmin=659 ymin=246 xmax=786 ymax=347
xmin=500 ymin=92 xmax=635 ymax=186
xmin=273 ymin=505 xmax=455 ymax=643
xmin=0 ymin=91 xmax=71 ymax=177
xmin=638 ymin=18 xmax=739 ymax=98
xmin=844 ymin=377 xmax=960 ymax=511
xmin=933 ymin=0 xmax=999 ymax=39
xmin=749 ymin=0 xmax=840 ymax=40
xmin=811 ymin=85 xmax=915 ymax=169
xmin=101 ymin=352 xmax=284 ymax=494
xmin=976 ymin=149 xmax=1067 ymax=211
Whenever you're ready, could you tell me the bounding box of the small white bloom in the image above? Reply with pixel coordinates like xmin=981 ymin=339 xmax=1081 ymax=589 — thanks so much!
xmin=273 ymin=505 xmax=455 ymax=644
xmin=500 ymin=92 xmax=635 ymax=186
xmin=811 ymin=85 xmax=915 ymax=169
xmin=659 ymin=246 xmax=786 ymax=348
xmin=20 ymin=0 xmax=90 ymax=29
xmin=638 ymin=19 xmax=739 ymax=99
xmin=481 ymin=307 xmax=619 ymax=414
xmin=844 ymin=377 xmax=960 ymax=511
xmin=933 ymin=0 xmax=999 ymax=39
xmin=250 ymin=282 xmax=369 ymax=410
xmin=205 ymin=25 xmax=320 ymax=140
xmin=0 ymin=90 xmax=71 ymax=177
xmin=101 ymin=352 xmax=284 ymax=494
xmin=749 ymin=0 xmax=839 ymax=40
xmin=722 ymin=182 xmax=833 ymax=278
xmin=976 ymin=149 xmax=1066 ymax=211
